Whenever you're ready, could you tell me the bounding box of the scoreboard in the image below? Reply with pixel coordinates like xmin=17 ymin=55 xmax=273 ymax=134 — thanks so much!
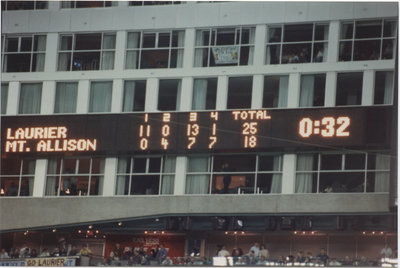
xmin=1 ymin=106 xmax=392 ymax=157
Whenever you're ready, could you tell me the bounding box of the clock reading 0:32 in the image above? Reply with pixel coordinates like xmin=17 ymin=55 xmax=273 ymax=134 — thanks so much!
xmin=298 ymin=116 xmax=351 ymax=138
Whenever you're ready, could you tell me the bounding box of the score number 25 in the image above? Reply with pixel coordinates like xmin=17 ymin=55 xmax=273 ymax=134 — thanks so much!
xmin=299 ymin=116 xmax=350 ymax=138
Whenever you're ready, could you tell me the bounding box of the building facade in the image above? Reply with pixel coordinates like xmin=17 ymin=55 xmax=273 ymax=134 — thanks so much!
xmin=0 ymin=0 xmax=398 ymax=264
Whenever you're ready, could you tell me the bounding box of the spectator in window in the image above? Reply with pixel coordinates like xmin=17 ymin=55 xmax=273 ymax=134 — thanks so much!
xmin=305 ymin=251 xmax=314 ymax=264
xmin=10 ymin=248 xmax=20 ymax=259
xmin=30 ymin=249 xmax=38 ymax=258
xmin=52 ymin=247 xmax=60 ymax=257
xmin=68 ymin=245 xmax=79 ymax=256
xmin=221 ymin=163 xmax=232 ymax=194
xmin=247 ymin=250 xmax=257 ymax=265
xmin=314 ymin=49 xmax=324 ymax=62
xmin=295 ymin=251 xmax=306 ymax=263
xmin=39 ymin=248 xmax=50 ymax=257
xmin=122 ymin=247 xmax=132 ymax=260
xmin=217 ymin=245 xmax=230 ymax=258
xmin=256 ymin=255 xmax=267 ymax=265
xmin=380 ymin=244 xmax=393 ymax=258
xmin=80 ymin=245 xmax=93 ymax=257
xmin=383 ymin=42 xmax=393 ymax=59
xmin=0 ymin=249 xmax=10 ymax=259
xmin=342 ymin=256 xmax=353 ymax=266
xmin=259 ymin=244 xmax=270 ymax=260
xmin=156 ymin=244 xmax=168 ymax=264
xmin=151 ymin=245 xmax=159 ymax=260
xmin=6 ymin=183 xmax=18 ymax=196
xmin=161 ymin=256 xmax=173 ymax=265
xmin=249 ymin=242 xmax=260 ymax=258
xmin=109 ymin=243 xmax=122 ymax=262
xmin=329 ymin=258 xmax=342 ymax=266
xmin=316 ymin=248 xmax=329 ymax=265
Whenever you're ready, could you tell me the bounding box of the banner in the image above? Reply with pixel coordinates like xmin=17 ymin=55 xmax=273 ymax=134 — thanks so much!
xmin=25 ymin=257 xmax=76 ymax=266
xmin=211 ymin=46 xmax=238 ymax=64
xmin=0 ymin=260 xmax=25 ymax=266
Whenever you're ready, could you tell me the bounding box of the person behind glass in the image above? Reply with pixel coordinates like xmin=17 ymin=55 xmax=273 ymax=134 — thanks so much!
xmin=156 ymin=244 xmax=168 ymax=264
xmin=39 ymin=248 xmax=50 ymax=257
xmin=316 ymin=248 xmax=329 ymax=265
xmin=259 ymin=244 xmax=269 ymax=260
xmin=0 ymin=249 xmax=10 ymax=259
xmin=150 ymin=244 xmax=159 ymax=260
xmin=380 ymin=243 xmax=393 ymax=258
xmin=6 ymin=183 xmax=18 ymax=196
xmin=221 ymin=162 xmax=231 ymax=194
xmin=30 ymin=249 xmax=38 ymax=258
xmin=295 ymin=251 xmax=306 ymax=263
xmin=231 ymin=248 xmax=242 ymax=263
xmin=269 ymin=33 xmax=280 ymax=64
xmin=249 ymin=242 xmax=260 ymax=258
xmin=341 ymin=256 xmax=353 ymax=266
xmin=109 ymin=243 xmax=122 ymax=263
xmin=20 ymin=248 xmax=30 ymax=258
xmin=68 ymin=245 xmax=79 ymax=256
xmin=217 ymin=245 xmax=230 ymax=257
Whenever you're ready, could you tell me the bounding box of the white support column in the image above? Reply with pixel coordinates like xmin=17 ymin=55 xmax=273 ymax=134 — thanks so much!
xmin=179 ymin=77 xmax=193 ymax=111
xmin=183 ymin=28 xmax=195 ymax=69
xmin=253 ymin=24 xmax=267 ymax=66
xmin=325 ymin=72 xmax=337 ymax=107
xmin=44 ymin=33 xmax=58 ymax=72
xmin=6 ymin=82 xmax=19 ymax=115
xmin=281 ymin=154 xmax=296 ymax=194
xmin=251 ymin=75 xmax=264 ymax=109
xmin=48 ymin=0 xmax=59 ymax=10
xmin=216 ymin=76 xmax=228 ymax=110
xmin=327 ymin=21 xmax=340 ymax=63
xmin=362 ymin=70 xmax=375 ymax=106
xmin=102 ymin=157 xmax=117 ymax=196
xmin=114 ymin=31 xmax=127 ymax=72
xmin=145 ymin=78 xmax=159 ymax=112
xmin=32 ymin=159 xmax=47 ymax=197
xmin=287 ymin=73 xmax=300 ymax=108
xmin=41 ymin=81 xmax=56 ymax=114
xmin=111 ymin=79 xmax=123 ymax=113
xmin=174 ymin=156 xmax=187 ymax=195
xmin=76 ymin=80 xmax=90 ymax=113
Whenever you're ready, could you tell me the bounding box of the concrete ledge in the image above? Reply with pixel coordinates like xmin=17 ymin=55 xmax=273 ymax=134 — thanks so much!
xmin=0 ymin=194 xmax=389 ymax=231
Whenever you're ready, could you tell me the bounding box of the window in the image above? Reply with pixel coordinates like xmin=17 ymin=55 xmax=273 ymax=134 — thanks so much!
xmin=158 ymin=79 xmax=181 ymax=111
xmin=0 ymin=159 xmax=35 ymax=197
xmin=374 ymin=71 xmax=394 ymax=105
xmin=192 ymin=78 xmax=217 ymax=110
xmin=299 ymin=74 xmax=326 ymax=107
xmin=2 ymin=35 xmax=46 ymax=72
xmin=1 ymin=84 xmax=8 ymax=114
xmin=227 ymin=76 xmax=252 ymax=109
xmin=19 ymin=83 xmax=42 ymax=114
xmin=129 ymin=1 xmax=183 ymax=6
xmin=195 ymin=27 xmax=255 ymax=67
xmin=46 ymin=157 xmax=105 ymax=196
xmin=263 ymin=75 xmax=288 ymax=108
xmin=126 ymin=31 xmax=184 ymax=69
xmin=89 ymin=81 xmax=112 ymax=113
xmin=296 ymin=152 xmax=391 ymax=193
xmin=123 ymin=80 xmax=146 ymax=112
xmin=266 ymin=23 xmax=328 ymax=64
xmin=2 ymin=1 xmax=48 ymax=10
xmin=61 ymin=1 xmax=117 ymax=8
xmin=54 ymin=82 xmax=78 ymax=113
xmin=58 ymin=33 xmax=116 ymax=71
xmin=336 ymin=72 xmax=363 ymax=106
xmin=339 ymin=20 xmax=397 ymax=61
xmin=186 ymin=154 xmax=282 ymax=195
xmin=116 ymin=156 xmax=175 ymax=195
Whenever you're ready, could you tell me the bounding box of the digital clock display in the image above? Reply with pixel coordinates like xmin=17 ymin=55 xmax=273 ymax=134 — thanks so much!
xmin=1 ymin=106 xmax=392 ymax=157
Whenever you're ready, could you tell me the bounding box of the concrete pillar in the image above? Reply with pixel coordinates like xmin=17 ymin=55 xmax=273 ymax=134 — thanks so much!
xmin=111 ymin=79 xmax=123 ymax=113
xmin=183 ymin=28 xmax=195 ymax=69
xmin=76 ymin=80 xmax=90 ymax=113
xmin=362 ymin=70 xmax=374 ymax=105
xmin=327 ymin=21 xmax=340 ymax=63
xmin=102 ymin=158 xmax=117 ymax=196
xmin=6 ymin=82 xmax=19 ymax=115
xmin=114 ymin=31 xmax=127 ymax=72
xmin=287 ymin=73 xmax=300 ymax=108
xmin=44 ymin=33 xmax=58 ymax=72
xmin=32 ymin=159 xmax=47 ymax=197
xmin=41 ymin=81 xmax=56 ymax=114
xmin=325 ymin=72 xmax=337 ymax=107
xmin=253 ymin=25 xmax=267 ymax=66
xmin=216 ymin=76 xmax=228 ymax=110
xmin=281 ymin=154 xmax=296 ymax=194
xmin=179 ymin=77 xmax=193 ymax=111
xmin=145 ymin=78 xmax=159 ymax=112
xmin=251 ymin=74 xmax=264 ymax=109
xmin=174 ymin=156 xmax=187 ymax=195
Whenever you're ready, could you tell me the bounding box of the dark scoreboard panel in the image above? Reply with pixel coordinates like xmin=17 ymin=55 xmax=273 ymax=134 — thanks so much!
xmin=1 ymin=106 xmax=393 ymax=157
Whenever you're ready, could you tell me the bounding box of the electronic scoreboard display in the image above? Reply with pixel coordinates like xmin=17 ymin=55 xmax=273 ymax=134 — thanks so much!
xmin=1 ymin=106 xmax=392 ymax=157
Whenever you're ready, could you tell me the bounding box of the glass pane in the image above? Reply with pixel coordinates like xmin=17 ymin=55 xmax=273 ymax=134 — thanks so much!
xmin=340 ymin=23 xmax=353 ymax=39
xmin=1 ymin=84 xmax=9 ymax=114
xmin=72 ymin=52 xmax=100 ymax=70
xmin=143 ymin=33 xmax=156 ymax=48
xmin=117 ymin=158 xmax=131 ymax=173
xmin=320 ymin=154 xmax=342 ymax=170
xmin=131 ymin=175 xmax=159 ymax=195
xmin=188 ymin=157 xmax=209 ymax=172
xmin=75 ymin=34 xmax=102 ymax=50
xmin=149 ymin=158 xmax=161 ymax=173
xmin=268 ymin=27 xmax=282 ymax=43
xmin=382 ymin=39 xmax=394 ymax=60
xmin=115 ymin=175 xmax=129 ymax=195
xmin=213 ymin=155 xmax=256 ymax=172
xmin=339 ymin=41 xmax=352 ymax=61
xmin=89 ymin=176 xmax=101 ymax=195
xmin=212 ymin=174 xmax=254 ymax=194
xmin=312 ymin=43 xmax=326 ymax=63
xmin=355 ymin=20 xmax=381 ymax=39
xmin=258 ymin=155 xmax=281 ymax=171
xmin=20 ymin=177 xmax=33 ymax=196
xmin=2 ymin=178 xmax=19 ymax=196
xmin=45 ymin=176 xmax=59 ymax=196
xmin=133 ymin=158 xmax=147 ymax=173
xmin=22 ymin=159 xmax=35 ymax=174
xmin=60 ymin=35 xmax=73 ymax=50
xmin=366 ymin=172 xmax=389 ymax=192
xmin=5 ymin=54 xmax=31 ymax=72
xmin=63 ymin=158 xmax=77 ymax=174
xmin=6 ymin=38 xmax=19 ymax=52
xmin=281 ymin=43 xmax=311 ymax=63
xmin=58 ymin=52 xmax=71 ymax=71
xmin=257 ymin=174 xmax=282 ymax=193
xmin=76 ymin=176 xmax=89 ymax=196
xmin=283 ymin=24 xmax=313 ymax=42
xmin=127 ymin=32 xmax=141 ymax=49
xmin=158 ymin=33 xmax=170 ymax=47
xmin=158 ymin=79 xmax=179 ymax=111
xmin=216 ymin=29 xmax=235 ymax=45
xmin=78 ymin=158 xmax=90 ymax=173
xmin=336 ymin=72 xmax=363 ymax=106
xmin=383 ymin=21 xmax=396 ymax=37
xmin=20 ymin=37 xmax=32 ymax=52
xmin=319 ymin=172 xmax=365 ymax=193
xmin=1 ymin=159 xmax=21 ymax=175
xmin=353 ymin=40 xmax=380 ymax=61
xmin=140 ymin=49 xmax=169 ymax=69
xmin=345 ymin=154 xmax=365 ymax=170
xmin=314 ymin=24 xmax=328 ymax=41
xmin=103 ymin=34 xmax=116 ymax=49
xmin=227 ymin=77 xmax=252 ymax=109
xmin=374 ymin=71 xmax=393 ymax=105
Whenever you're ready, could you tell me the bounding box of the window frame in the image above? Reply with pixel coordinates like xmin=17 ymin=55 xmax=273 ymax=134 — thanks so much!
xmin=2 ymin=0 xmax=48 ymax=10
xmin=0 ymin=159 xmax=35 ymax=197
